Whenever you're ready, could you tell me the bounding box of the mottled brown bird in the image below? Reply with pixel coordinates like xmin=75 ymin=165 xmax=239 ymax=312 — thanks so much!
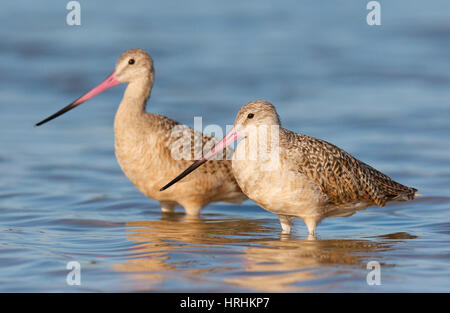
xmin=161 ymin=100 xmax=417 ymax=236
xmin=35 ymin=49 xmax=246 ymax=215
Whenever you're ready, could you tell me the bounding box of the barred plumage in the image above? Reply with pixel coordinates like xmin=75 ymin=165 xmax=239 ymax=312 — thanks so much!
xmin=281 ymin=130 xmax=417 ymax=207
xmin=232 ymin=100 xmax=417 ymax=236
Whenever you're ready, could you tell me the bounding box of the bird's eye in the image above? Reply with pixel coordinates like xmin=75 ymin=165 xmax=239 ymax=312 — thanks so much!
xmin=247 ymin=113 xmax=254 ymax=119
xmin=128 ymin=59 xmax=135 ymax=65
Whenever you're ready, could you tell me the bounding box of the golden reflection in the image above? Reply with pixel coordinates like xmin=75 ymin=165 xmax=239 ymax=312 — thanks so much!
xmin=113 ymin=214 xmax=274 ymax=290
xmin=223 ymin=239 xmax=388 ymax=291
xmin=113 ymin=214 xmax=412 ymax=291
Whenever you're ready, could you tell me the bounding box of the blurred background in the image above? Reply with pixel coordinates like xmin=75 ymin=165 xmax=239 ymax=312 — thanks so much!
xmin=0 ymin=0 xmax=449 ymax=292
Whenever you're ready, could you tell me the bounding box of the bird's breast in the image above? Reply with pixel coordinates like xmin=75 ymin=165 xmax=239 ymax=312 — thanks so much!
xmin=232 ymin=143 xmax=327 ymax=216
xmin=113 ymin=120 xmax=169 ymax=199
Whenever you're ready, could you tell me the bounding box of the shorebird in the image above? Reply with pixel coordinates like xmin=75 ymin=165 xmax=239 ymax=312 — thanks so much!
xmin=36 ymin=49 xmax=246 ymax=215
xmin=161 ymin=100 xmax=418 ymax=236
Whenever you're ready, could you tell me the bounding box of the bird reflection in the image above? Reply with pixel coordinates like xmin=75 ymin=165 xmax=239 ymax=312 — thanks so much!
xmin=113 ymin=214 xmax=416 ymax=291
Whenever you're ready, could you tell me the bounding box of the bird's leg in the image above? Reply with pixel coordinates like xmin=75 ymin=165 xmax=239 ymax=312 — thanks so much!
xmin=278 ymin=215 xmax=295 ymax=234
xmin=302 ymin=217 xmax=319 ymax=239
xmin=160 ymin=201 xmax=177 ymax=213
xmin=179 ymin=200 xmax=204 ymax=216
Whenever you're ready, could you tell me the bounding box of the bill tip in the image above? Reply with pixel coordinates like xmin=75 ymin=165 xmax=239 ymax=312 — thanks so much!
xmin=160 ymin=184 xmax=170 ymax=191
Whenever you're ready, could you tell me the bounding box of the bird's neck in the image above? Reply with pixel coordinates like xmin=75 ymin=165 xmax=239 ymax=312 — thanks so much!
xmin=115 ymin=76 xmax=153 ymax=125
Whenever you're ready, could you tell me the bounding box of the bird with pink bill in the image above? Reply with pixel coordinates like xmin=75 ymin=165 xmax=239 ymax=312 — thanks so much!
xmin=161 ymin=100 xmax=418 ymax=237
xmin=36 ymin=49 xmax=247 ymax=215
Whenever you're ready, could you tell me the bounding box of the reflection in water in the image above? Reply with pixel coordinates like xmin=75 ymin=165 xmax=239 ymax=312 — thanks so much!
xmin=113 ymin=215 xmax=414 ymax=291
xmin=113 ymin=214 xmax=276 ymax=290
xmin=224 ymin=240 xmax=387 ymax=291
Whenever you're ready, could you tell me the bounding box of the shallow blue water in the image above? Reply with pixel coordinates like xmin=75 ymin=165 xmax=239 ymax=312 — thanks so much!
xmin=0 ymin=1 xmax=449 ymax=292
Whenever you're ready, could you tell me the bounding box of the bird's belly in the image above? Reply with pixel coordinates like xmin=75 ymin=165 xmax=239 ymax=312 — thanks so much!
xmin=232 ymin=157 xmax=327 ymax=217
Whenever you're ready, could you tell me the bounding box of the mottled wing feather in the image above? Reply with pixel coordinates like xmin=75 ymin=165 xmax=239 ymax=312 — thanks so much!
xmin=152 ymin=114 xmax=234 ymax=177
xmin=282 ymin=129 xmax=416 ymax=207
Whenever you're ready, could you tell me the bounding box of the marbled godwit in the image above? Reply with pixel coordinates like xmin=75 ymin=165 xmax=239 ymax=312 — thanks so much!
xmin=36 ymin=49 xmax=246 ymax=215
xmin=161 ymin=100 xmax=418 ymax=236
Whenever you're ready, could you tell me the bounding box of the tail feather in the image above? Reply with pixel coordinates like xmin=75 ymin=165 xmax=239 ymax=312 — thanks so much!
xmin=360 ymin=162 xmax=417 ymax=204
xmin=386 ymin=186 xmax=417 ymax=201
